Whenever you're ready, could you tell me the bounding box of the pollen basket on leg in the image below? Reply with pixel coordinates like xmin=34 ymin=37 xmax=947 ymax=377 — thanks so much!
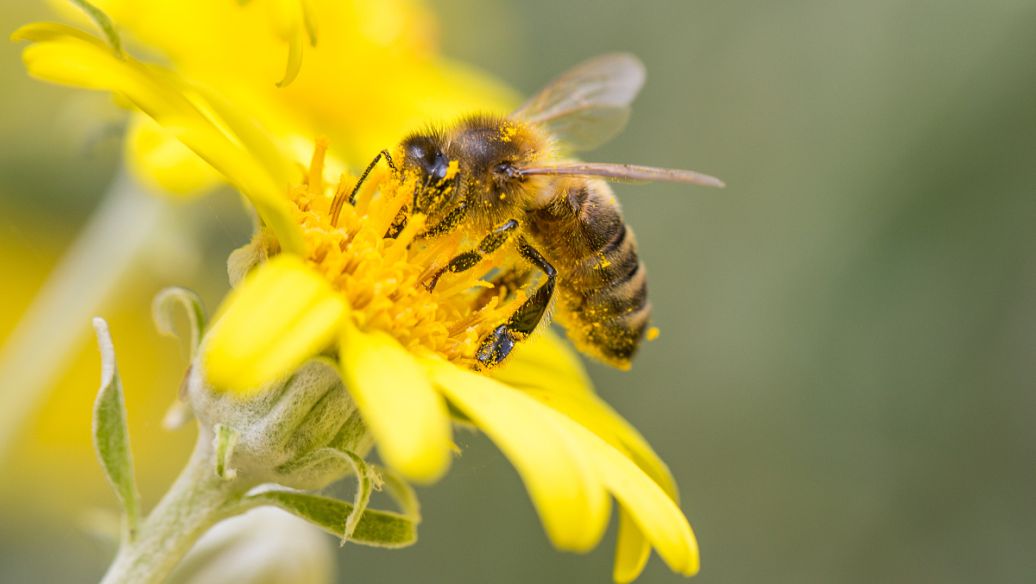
xmin=280 ymin=145 xmax=534 ymax=367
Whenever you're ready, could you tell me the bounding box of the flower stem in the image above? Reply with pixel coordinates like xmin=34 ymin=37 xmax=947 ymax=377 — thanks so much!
xmin=100 ymin=435 xmax=251 ymax=584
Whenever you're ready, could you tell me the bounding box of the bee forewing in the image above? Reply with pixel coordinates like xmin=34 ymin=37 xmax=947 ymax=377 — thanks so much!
xmin=512 ymin=53 xmax=646 ymax=151
xmin=518 ymin=162 xmax=726 ymax=188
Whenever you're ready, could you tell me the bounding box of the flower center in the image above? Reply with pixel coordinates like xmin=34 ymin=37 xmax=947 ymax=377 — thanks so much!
xmin=288 ymin=141 xmax=531 ymax=366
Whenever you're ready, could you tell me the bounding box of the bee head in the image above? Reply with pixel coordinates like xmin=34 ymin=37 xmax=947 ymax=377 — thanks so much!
xmin=401 ymin=131 xmax=459 ymax=215
xmin=446 ymin=116 xmax=544 ymax=215
xmin=400 ymin=117 xmax=546 ymax=225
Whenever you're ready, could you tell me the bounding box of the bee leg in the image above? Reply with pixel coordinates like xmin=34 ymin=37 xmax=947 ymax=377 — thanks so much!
xmin=329 ymin=149 xmax=396 ymax=226
xmin=419 ymin=201 xmax=469 ymax=239
xmin=348 ymin=149 xmax=397 ymax=205
xmin=476 ymin=237 xmax=556 ymax=368
xmin=426 ymin=219 xmax=519 ymax=290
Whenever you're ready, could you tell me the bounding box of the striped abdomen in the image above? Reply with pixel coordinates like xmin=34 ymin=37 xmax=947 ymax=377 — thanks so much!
xmin=527 ymin=179 xmax=650 ymax=369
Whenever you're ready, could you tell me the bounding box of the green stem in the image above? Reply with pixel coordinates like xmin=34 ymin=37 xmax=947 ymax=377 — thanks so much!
xmin=100 ymin=435 xmax=252 ymax=584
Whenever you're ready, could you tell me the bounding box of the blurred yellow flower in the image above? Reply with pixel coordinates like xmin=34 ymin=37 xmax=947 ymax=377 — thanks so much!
xmin=15 ymin=7 xmax=699 ymax=581
xmin=52 ymin=0 xmax=517 ymax=195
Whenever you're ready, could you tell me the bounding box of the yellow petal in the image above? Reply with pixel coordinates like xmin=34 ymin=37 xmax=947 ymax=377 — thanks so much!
xmin=436 ymin=358 xmax=698 ymax=576
xmin=500 ymin=332 xmax=681 ymax=581
xmin=14 ymin=22 xmax=305 ymax=253
xmin=338 ymin=325 xmax=451 ymax=484
xmin=562 ymin=394 xmax=674 ymax=581
xmin=490 ymin=329 xmax=593 ymax=398
xmin=126 ymin=115 xmax=222 ymax=195
xmin=498 ymin=329 xmax=678 ymax=496
xmin=204 ymin=255 xmax=345 ymax=394
xmin=429 ymin=360 xmax=611 ymax=552
xmin=487 ymin=326 xmax=691 ymax=580
xmin=561 ymin=416 xmax=700 ymax=577
xmin=614 ymin=509 xmax=651 ymax=583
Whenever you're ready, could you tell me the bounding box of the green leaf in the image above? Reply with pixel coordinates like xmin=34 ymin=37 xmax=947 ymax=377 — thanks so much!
xmin=68 ymin=0 xmax=123 ymax=57
xmin=91 ymin=317 xmax=140 ymax=541
xmin=339 ymin=450 xmax=374 ymax=545
xmin=247 ymin=489 xmax=417 ymax=549
xmin=152 ymin=287 xmax=207 ymax=360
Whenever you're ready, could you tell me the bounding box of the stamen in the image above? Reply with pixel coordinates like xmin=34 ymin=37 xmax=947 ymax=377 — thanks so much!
xmin=307 ymin=137 xmax=328 ymax=197
xmin=287 ymin=142 xmax=543 ymax=366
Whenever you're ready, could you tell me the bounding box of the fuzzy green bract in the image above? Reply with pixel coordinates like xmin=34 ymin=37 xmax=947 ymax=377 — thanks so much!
xmin=91 ymin=317 xmax=141 ymax=541
xmin=248 ymin=490 xmax=418 ymax=548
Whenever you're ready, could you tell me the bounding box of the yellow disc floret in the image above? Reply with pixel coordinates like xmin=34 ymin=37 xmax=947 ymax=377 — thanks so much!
xmin=287 ymin=141 xmax=529 ymax=367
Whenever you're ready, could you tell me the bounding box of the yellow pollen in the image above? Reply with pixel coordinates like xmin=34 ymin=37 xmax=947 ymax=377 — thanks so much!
xmin=443 ymin=160 xmax=460 ymax=181
xmin=646 ymin=326 xmax=660 ymax=341
xmin=499 ymin=123 xmax=518 ymax=142
xmin=288 ymin=144 xmax=531 ymax=365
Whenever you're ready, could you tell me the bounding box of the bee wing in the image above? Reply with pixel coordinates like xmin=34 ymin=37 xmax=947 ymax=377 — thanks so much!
xmin=518 ymin=162 xmax=726 ymax=188
xmin=512 ymin=53 xmax=646 ymax=151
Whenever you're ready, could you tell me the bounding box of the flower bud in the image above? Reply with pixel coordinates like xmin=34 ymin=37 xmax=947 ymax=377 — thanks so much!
xmin=186 ymin=357 xmax=372 ymax=491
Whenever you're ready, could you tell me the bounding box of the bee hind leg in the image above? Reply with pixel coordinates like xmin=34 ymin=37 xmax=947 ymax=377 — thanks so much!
xmin=475 ymin=237 xmax=556 ymax=369
xmin=426 ymin=219 xmax=519 ymax=290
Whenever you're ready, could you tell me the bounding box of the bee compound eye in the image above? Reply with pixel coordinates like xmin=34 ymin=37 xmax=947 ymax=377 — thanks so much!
xmin=406 ymin=142 xmax=426 ymax=161
xmin=404 ymin=139 xmax=449 ymax=180
xmin=428 ymin=152 xmax=451 ymax=181
xmin=495 ymin=162 xmax=519 ymax=178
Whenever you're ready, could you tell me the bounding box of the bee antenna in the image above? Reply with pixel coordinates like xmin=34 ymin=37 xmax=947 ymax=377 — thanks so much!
xmin=517 ymin=162 xmax=726 ymax=188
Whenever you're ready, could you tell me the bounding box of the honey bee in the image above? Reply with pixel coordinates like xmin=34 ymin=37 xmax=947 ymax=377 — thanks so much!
xmin=333 ymin=53 xmax=724 ymax=370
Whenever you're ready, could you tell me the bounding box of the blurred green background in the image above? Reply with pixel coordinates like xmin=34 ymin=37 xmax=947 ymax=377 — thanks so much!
xmin=2 ymin=0 xmax=1035 ymax=582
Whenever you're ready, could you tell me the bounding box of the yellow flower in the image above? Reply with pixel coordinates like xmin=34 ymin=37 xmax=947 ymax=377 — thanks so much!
xmin=51 ymin=0 xmax=517 ymax=195
xmin=15 ymin=11 xmax=699 ymax=582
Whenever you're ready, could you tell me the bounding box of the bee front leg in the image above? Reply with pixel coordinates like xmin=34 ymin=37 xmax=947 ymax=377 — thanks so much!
xmin=348 ymin=149 xmax=397 ymax=205
xmin=475 ymin=237 xmax=557 ymax=369
xmin=426 ymin=219 xmax=520 ymax=290
xmin=329 ymin=149 xmax=397 ymax=226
